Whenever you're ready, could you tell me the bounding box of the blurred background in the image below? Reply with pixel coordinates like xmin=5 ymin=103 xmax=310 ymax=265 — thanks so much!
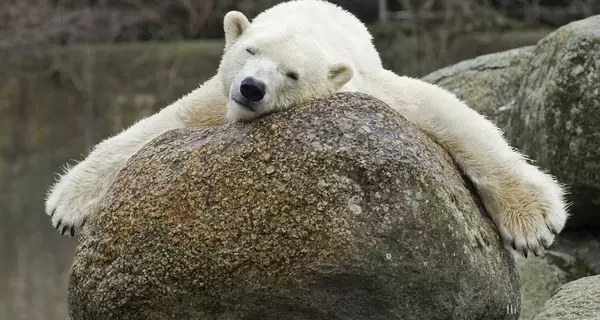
xmin=0 ymin=0 xmax=599 ymax=319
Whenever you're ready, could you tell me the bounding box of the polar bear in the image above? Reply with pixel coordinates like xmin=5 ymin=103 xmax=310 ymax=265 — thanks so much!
xmin=45 ymin=0 xmax=568 ymax=258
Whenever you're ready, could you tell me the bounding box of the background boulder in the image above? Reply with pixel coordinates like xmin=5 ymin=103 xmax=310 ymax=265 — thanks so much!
xmin=532 ymin=275 xmax=600 ymax=320
xmin=68 ymin=93 xmax=520 ymax=320
xmin=424 ymin=15 xmax=600 ymax=230
xmin=422 ymin=46 xmax=534 ymax=128
xmin=516 ymin=252 xmax=594 ymax=319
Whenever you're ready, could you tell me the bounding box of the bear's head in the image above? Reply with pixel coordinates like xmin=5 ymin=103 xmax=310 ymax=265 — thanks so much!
xmin=218 ymin=11 xmax=354 ymax=122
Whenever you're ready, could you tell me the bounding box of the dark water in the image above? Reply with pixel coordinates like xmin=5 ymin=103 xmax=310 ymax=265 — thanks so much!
xmin=0 ymin=153 xmax=76 ymax=320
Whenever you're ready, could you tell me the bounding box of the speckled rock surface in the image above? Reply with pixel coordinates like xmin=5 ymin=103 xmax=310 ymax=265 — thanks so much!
xmin=505 ymin=15 xmax=600 ymax=229
xmin=67 ymin=93 xmax=520 ymax=320
xmin=422 ymin=46 xmax=535 ymax=127
xmin=517 ymin=251 xmax=595 ymax=320
xmin=531 ymin=275 xmax=600 ymax=320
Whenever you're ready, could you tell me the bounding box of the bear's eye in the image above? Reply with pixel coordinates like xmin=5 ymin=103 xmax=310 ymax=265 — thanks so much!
xmin=286 ymin=71 xmax=299 ymax=81
xmin=245 ymin=48 xmax=256 ymax=55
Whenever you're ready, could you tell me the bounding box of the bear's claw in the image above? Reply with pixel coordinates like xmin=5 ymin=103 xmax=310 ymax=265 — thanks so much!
xmin=49 ymin=214 xmax=77 ymax=237
xmin=48 ymin=209 xmax=80 ymax=237
xmin=547 ymin=222 xmax=559 ymax=235
xmin=45 ymin=168 xmax=98 ymax=238
xmin=59 ymin=225 xmax=74 ymax=237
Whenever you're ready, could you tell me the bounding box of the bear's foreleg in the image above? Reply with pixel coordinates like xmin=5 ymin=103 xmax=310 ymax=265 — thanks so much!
xmin=367 ymin=70 xmax=569 ymax=257
xmin=45 ymin=76 xmax=226 ymax=236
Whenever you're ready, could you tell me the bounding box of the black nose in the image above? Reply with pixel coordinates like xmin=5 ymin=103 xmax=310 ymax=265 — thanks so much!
xmin=240 ymin=77 xmax=266 ymax=102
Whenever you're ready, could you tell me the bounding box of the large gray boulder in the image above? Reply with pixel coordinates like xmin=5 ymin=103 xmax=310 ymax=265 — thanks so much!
xmin=67 ymin=93 xmax=520 ymax=320
xmin=424 ymin=15 xmax=600 ymax=229
xmin=532 ymin=275 xmax=600 ymax=320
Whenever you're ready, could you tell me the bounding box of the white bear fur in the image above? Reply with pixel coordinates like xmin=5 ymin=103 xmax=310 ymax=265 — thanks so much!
xmin=45 ymin=0 xmax=568 ymax=257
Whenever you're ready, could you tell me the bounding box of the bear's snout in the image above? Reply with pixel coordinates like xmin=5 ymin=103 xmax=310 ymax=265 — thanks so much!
xmin=240 ymin=77 xmax=267 ymax=102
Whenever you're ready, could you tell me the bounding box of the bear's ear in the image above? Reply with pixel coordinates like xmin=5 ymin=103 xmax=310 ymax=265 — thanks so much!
xmin=328 ymin=63 xmax=353 ymax=88
xmin=224 ymin=11 xmax=250 ymax=50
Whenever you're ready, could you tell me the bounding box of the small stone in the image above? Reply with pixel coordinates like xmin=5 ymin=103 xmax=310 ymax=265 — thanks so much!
xmin=348 ymin=204 xmax=362 ymax=215
xmin=266 ymin=166 xmax=275 ymax=174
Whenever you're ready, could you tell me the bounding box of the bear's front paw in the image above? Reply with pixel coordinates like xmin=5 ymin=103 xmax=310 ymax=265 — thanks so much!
xmin=485 ymin=164 xmax=569 ymax=258
xmin=45 ymin=167 xmax=99 ymax=237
